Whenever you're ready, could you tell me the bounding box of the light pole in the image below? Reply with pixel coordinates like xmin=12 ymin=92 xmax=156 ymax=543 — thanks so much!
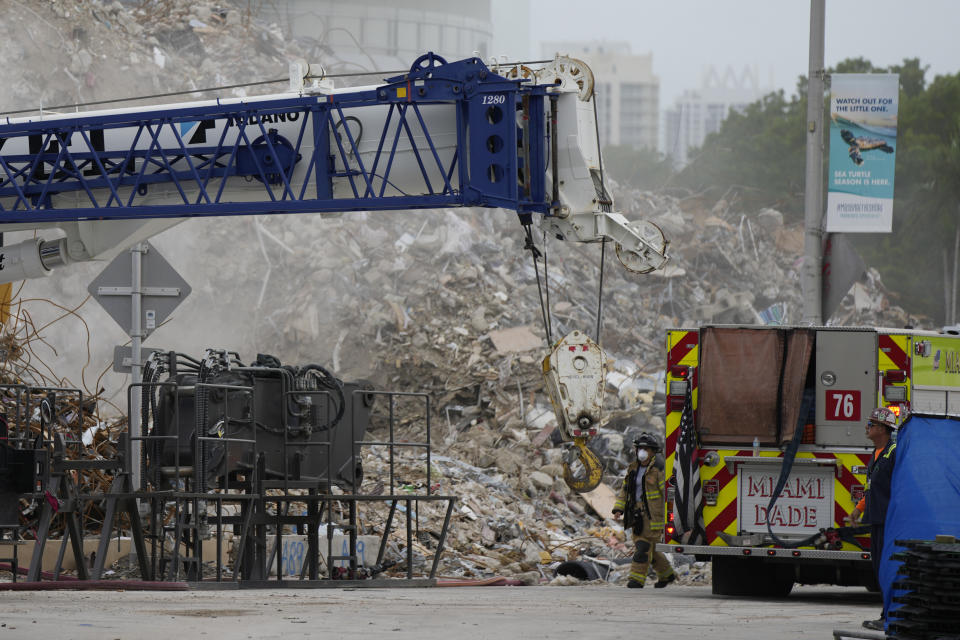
xmin=801 ymin=0 xmax=826 ymax=324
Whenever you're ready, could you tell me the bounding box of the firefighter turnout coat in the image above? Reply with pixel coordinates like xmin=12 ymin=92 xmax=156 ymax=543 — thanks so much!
xmin=614 ymin=456 xmax=666 ymax=533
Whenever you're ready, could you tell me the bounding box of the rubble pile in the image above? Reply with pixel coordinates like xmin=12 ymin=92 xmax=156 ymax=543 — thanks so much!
xmin=0 ymin=0 xmax=920 ymax=585
xmin=0 ymin=312 xmax=128 ymax=537
xmin=350 ymin=430 xmax=710 ymax=585
xmin=279 ymin=192 xmax=911 ymax=582
xmin=0 ymin=0 xmax=302 ymax=116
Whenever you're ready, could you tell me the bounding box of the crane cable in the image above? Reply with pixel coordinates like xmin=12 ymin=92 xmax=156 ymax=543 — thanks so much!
xmin=527 ymin=92 xmax=609 ymax=350
xmin=523 ymin=221 xmax=603 ymax=494
xmin=0 ymin=59 xmax=557 ymax=118
xmin=593 ymin=93 xmax=608 ymax=345
xmin=523 ymin=223 xmax=552 ymax=347
xmin=542 ymin=228 xmax=552 ymax=342
xmin=596 ymin=240 xmax=606 ymax=344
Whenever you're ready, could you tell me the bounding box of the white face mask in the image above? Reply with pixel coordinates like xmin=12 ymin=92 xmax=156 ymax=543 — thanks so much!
xmin=637 ymin=449 xmax=650 ymax=463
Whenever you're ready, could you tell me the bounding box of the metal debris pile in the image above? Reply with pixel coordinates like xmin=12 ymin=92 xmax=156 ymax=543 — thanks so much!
xmin=0 ymin=305 xmax=128 ymax=538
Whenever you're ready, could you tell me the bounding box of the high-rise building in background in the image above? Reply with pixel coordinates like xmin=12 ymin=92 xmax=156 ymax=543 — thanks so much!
xmin=540 ymin=41 xmax=659 ymax=152
xmin=663 ymin=65 xmax=774 ymax=167
xmin=257 ymin=0 xmax=496 ymax=73
xmin=491 ymin=0 xmax=532 ymax=62
xmin=235 ymin=5 xmax=771 ymax=170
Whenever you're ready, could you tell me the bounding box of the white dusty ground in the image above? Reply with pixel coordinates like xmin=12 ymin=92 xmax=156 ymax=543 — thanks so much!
xmin=0 ymin=583 xmax=882 ymax=640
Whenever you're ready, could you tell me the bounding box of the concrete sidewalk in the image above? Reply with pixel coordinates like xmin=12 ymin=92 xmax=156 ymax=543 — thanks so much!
xmin=0 ymin=583 xmax=880 ymax=639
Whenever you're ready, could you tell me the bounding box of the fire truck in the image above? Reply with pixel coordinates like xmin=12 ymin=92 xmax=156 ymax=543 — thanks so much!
xmin=657 ymin=325 xmax=958 ymax=596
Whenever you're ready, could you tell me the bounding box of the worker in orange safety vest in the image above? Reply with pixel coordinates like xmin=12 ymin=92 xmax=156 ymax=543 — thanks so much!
xmin=846 ymin=406 xmax=898 ymax=632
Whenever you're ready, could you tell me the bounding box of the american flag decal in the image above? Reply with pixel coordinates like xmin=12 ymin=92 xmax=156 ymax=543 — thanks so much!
xmin=673 ymin=388 xmax=706 ymax=544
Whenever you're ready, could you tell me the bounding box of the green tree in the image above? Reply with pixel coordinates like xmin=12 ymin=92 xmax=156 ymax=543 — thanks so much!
xmin=657 ymin=56 xmax=960 ymax=322
xmin=601 ymin=145 xmax=675 ymax=191
xmin=852 ymin=71 xmax=960 ymax=322
xmin=673 ymin=89 xmax=807 ymax=217
xmin=833 ymin=57 xmax=879 ymax=74
xmin=890 ymin=58 xmax=929 ymax=98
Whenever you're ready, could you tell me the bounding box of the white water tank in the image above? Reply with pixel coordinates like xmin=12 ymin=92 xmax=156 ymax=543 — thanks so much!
xmin=258 ymin=0 xmax=494 ymax=72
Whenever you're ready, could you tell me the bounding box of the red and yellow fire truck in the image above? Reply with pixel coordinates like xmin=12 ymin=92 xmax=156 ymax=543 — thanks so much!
xmin=656 ymin=325 xmax=954 ymax=596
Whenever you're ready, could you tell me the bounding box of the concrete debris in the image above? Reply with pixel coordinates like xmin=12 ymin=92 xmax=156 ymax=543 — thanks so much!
xmin=488 ymin=326 xmax=545 ymax=354
xmin=756 ymin=208 xmax=785 ymax=232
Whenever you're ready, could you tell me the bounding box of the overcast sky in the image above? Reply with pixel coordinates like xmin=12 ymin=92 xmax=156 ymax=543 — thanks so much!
xmin=527 ymin=0 xmax=960 ymax=107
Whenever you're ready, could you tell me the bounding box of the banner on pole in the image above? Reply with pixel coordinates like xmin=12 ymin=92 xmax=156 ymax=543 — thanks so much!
xmin=825 ymin=73 xmax=899 ymax=233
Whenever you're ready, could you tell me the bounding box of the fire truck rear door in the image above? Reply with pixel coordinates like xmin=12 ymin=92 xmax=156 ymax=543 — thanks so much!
xmin=815 ymin=329 xmax=876 ymax=446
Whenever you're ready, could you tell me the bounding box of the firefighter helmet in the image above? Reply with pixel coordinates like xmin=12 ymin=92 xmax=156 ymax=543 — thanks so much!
xmin=868 ymin=407 xmax=898 ymax=430
xmin=633 ymin=432 xmax=661 ymax=451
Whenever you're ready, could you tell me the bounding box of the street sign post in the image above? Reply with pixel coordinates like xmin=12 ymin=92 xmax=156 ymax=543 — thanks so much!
xmin=90 ymin=242 xmax=190 ymax=490
xmin=89 ymin=241 xmax=191 ymax=338
xmin=112 ymin=346 xmax=162 ymax=374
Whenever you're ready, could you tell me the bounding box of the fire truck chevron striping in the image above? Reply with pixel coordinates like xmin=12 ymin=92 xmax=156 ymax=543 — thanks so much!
xmin=658 ymin=325 xmax=932 ymax=596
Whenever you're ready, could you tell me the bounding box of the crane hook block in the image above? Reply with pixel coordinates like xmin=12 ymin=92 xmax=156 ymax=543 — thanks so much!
xmin=542 ymin=330 xmax=607 ymax=441
xmin=563 ymin=436 xmax=603 ymax=493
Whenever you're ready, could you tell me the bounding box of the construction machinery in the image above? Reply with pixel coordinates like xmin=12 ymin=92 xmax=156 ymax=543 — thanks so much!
xmin=140 ymin=349 xmax=374 ymax=492
xmin=0 ymin=347 xmax=447 ymax=583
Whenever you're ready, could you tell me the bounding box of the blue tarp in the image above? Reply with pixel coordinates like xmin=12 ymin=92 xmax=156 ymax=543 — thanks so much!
xmin=881 ymin=414 xmax=960 ymax=624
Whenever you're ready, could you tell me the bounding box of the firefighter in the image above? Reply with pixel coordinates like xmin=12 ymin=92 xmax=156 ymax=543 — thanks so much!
xmin=846 ymin=407 xmax=898 ymax=632
xmin=612 ymin=433 xmax=676 ymax=588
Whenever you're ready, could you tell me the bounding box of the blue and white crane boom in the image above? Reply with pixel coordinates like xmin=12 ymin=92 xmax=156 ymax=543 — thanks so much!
xmin=0 ymin=53 xmax=666 ymax=283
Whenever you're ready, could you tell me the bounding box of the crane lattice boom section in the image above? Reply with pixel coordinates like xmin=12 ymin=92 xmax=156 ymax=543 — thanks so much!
xmin=0 ymin=55 xmax=549 ymax=224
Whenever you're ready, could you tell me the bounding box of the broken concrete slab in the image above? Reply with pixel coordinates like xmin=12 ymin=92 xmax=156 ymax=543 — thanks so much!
xmin=489 ymin=326 xmax=544 ymax=354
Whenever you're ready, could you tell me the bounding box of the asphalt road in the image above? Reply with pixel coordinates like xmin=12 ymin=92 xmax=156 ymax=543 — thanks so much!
xmin=0 ymin=584 xmax=881 ymax=639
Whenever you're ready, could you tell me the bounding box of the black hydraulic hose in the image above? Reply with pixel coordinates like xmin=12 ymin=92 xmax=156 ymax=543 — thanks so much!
xmin=299 ymin=364 xmax=346 ymax=431
xmin=197 ymin=359 xmax=211 ymax=492
xmin=143 ymin=357 xmax=164 ymax=485
xmin=139 ymin=358 xmax=161 ymax=489
xmin=233 ymin=366 xmax=303 ymax=433
xmin=334 ymin=116 xmax=363 ymax=149
xmin=774 ymin=330 xmax=787 ymax=441
xmin=233 ymin=364 xmax=295 ymax=424
xmin=176 ymin=353 xmax=203 ymax=366
xmin=765 ymin=390 xmax=813 ymax=548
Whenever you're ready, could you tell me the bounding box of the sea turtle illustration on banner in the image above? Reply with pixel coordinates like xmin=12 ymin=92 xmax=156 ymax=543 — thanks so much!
xmin=840 ymin=129 xmax=894 ymax=166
